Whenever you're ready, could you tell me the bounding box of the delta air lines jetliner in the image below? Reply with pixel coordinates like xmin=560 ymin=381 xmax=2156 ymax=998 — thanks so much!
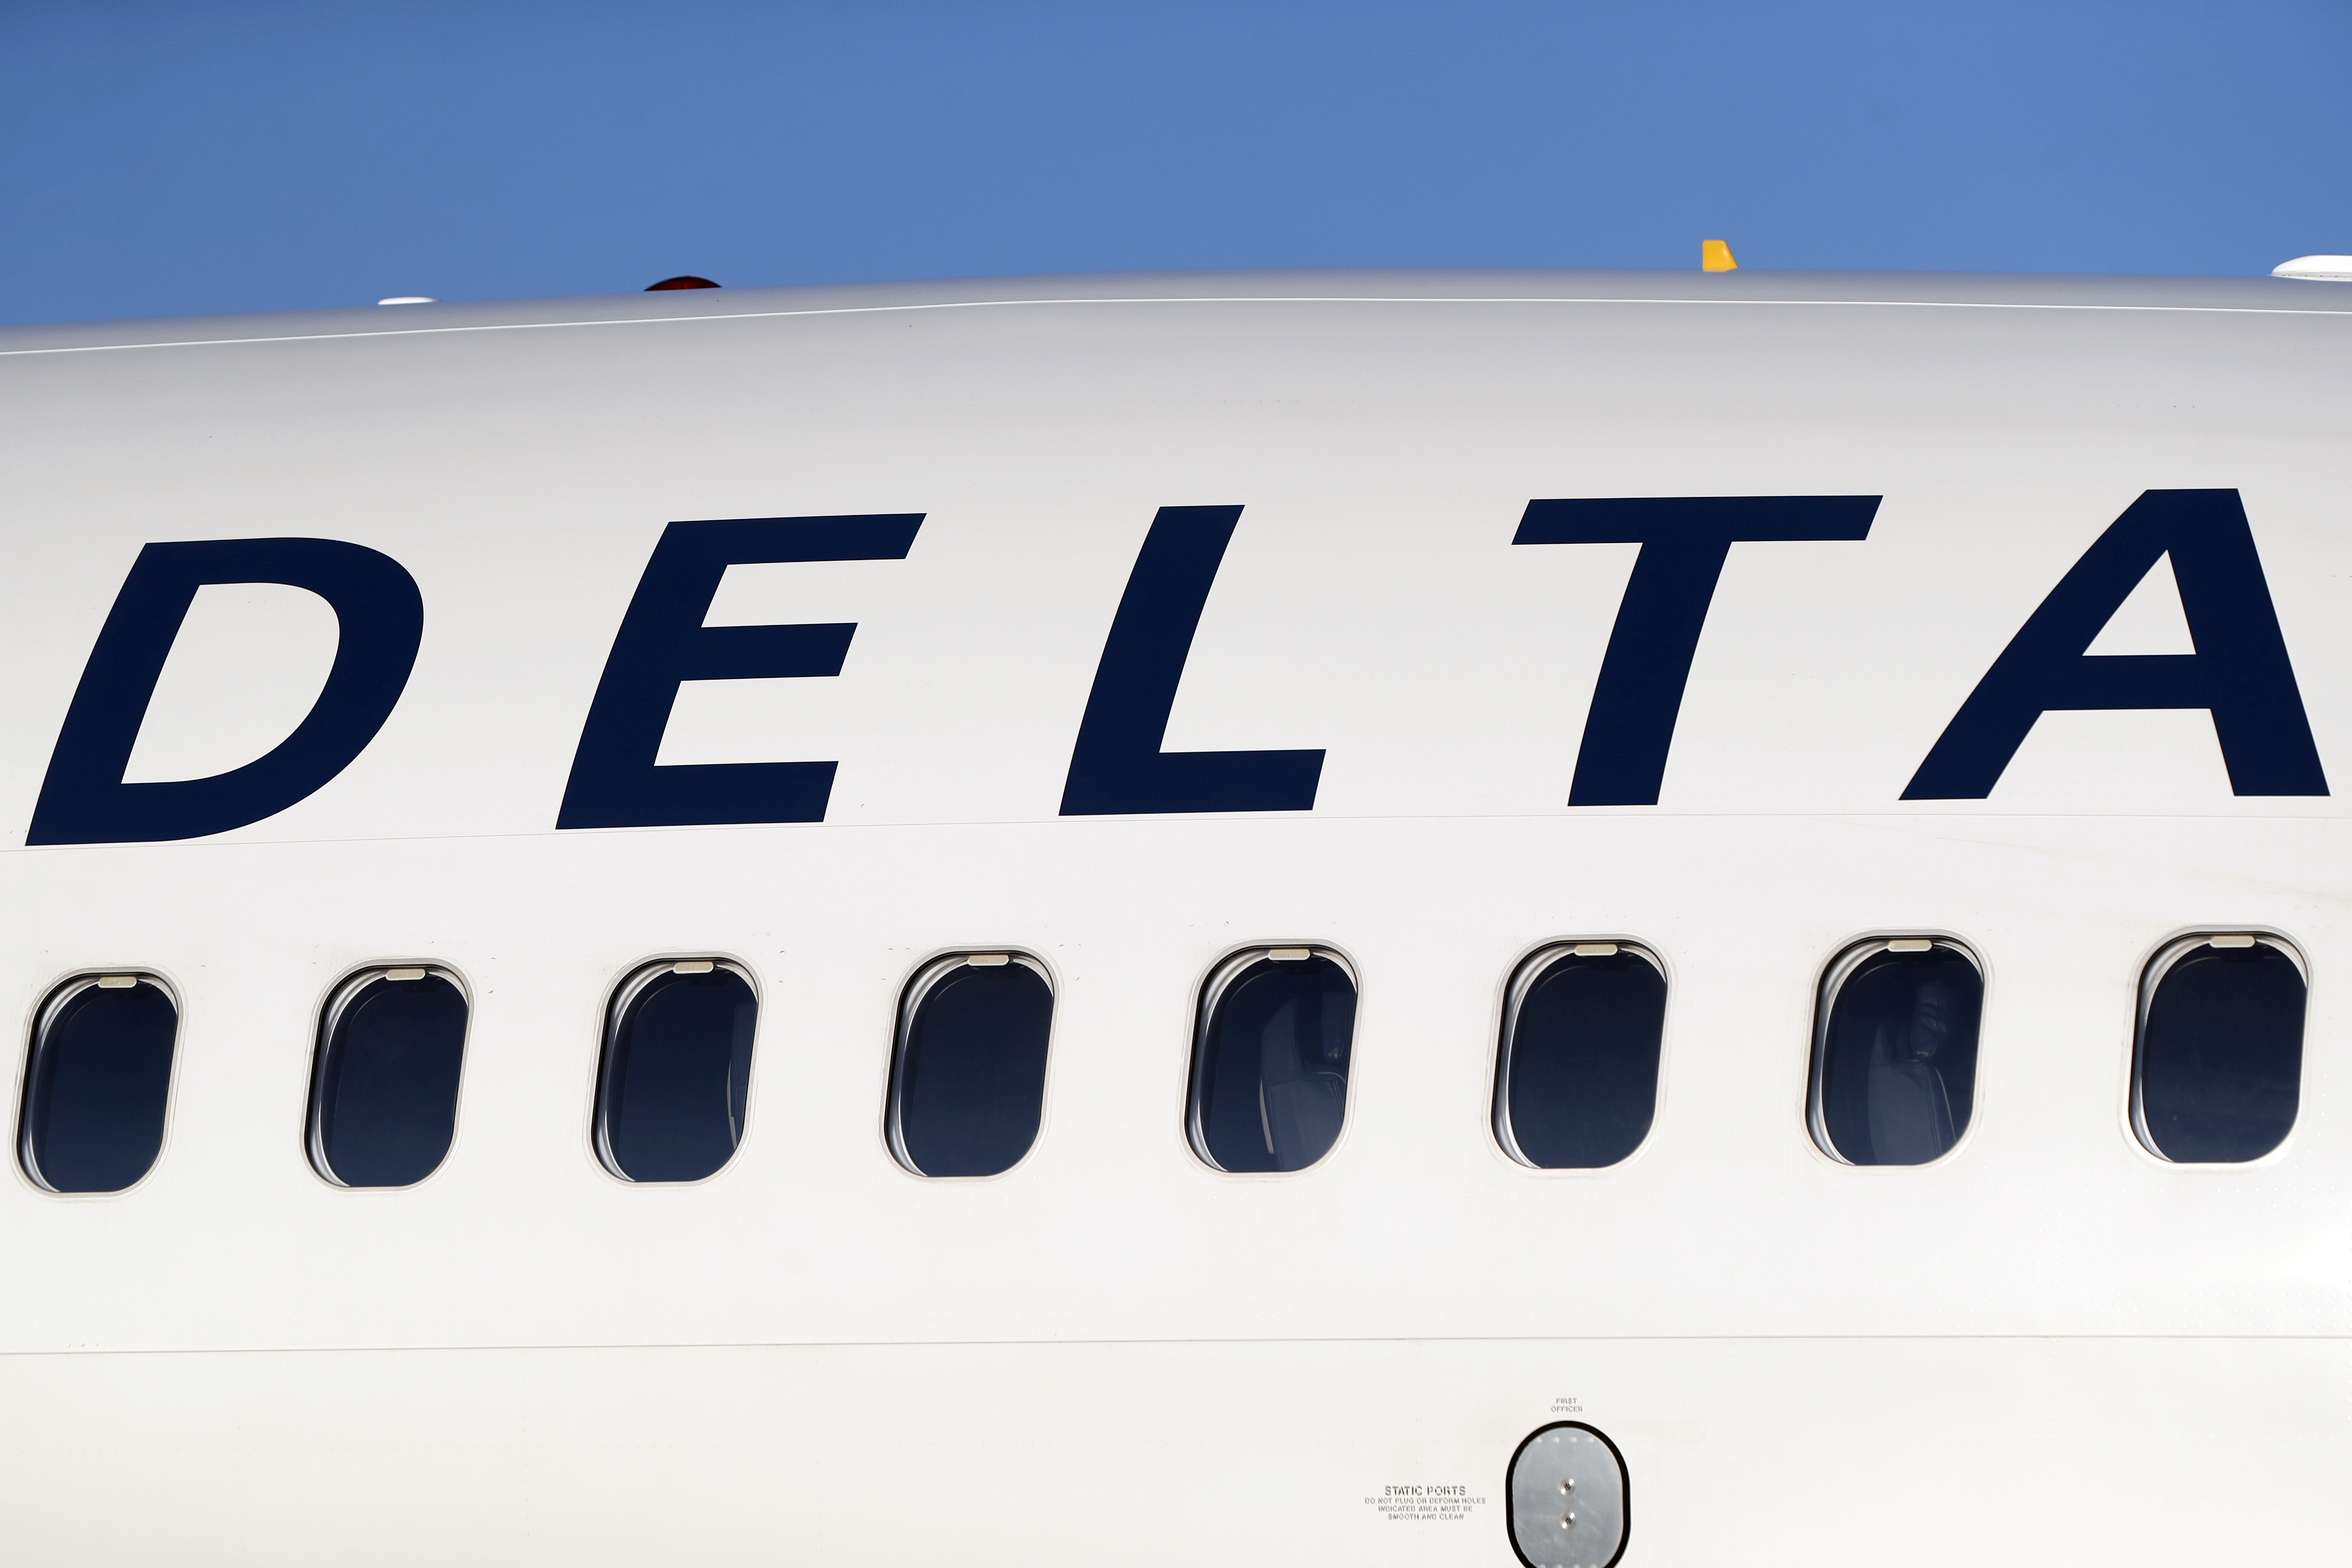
xmin=0 ymin=267 xmax=2344 ymax=1565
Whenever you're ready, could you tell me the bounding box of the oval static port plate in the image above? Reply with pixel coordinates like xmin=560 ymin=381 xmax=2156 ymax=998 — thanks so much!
xmin=1506 ymin=1421 xmax=1629 ymax=1568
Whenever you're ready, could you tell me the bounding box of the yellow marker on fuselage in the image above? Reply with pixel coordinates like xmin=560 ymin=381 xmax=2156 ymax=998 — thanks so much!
xmin=1702 ymin=239 xmax=1737 ymax=272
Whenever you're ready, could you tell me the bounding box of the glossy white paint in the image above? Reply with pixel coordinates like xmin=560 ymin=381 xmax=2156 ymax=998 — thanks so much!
xmin=2272 ymin=255 xmax=2352 ymax=281
xmin=0 ymin=270 xmax=2345 ymax=1565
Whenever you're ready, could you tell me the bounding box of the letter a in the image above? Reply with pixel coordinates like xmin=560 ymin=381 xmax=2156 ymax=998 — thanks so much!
xmin=1903 ymin=490 xmax=2326 ymax=799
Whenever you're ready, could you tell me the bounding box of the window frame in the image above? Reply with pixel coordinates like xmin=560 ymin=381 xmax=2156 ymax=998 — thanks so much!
xmin=591 ymin=956 xmax=762 ymax=1185
xmin=1184 ymin=943 xmax=1360 ymax=1176
xmin=1491 ymin=938 xmax=1670 ymax=1172
xmin=1805 ymin=935 xmax=1986 ymax=1168
xmin=884 ymin=949 xmax=1057 ymax=1180
xmin=17 ymin=969 xmax=183 ymax=1197
xmin=2128 ymin=929 xmax=2308 ymax=1166
xmin=304 ymin=962 xmax=473 ymax=1190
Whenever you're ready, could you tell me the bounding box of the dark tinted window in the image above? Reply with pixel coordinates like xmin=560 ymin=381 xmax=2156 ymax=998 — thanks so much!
xmin=1496 ymin=944 xmax=1666 ymax=1169
xmin=19 ymin=976 xmax=178 ymax=1194
xmin=595 ymin=962 xmax=756 ymax=1182
xmin=309 ymin=969 xmax=469 ymax=1188
xmin=2134 ymin=936 xmax=2305 ymax=1163
xmin=1188 ymin=949 xmax=1357 ymax=1173
xmin=1810 ymin=940 xmax=1983 ymax=1166
xmin=888 ymin=955 xmax=1054 ymax=1178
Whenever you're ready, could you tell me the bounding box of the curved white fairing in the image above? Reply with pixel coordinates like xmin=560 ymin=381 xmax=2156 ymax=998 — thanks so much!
xmin=0 ymin=270 xmax=2345 ymax=1564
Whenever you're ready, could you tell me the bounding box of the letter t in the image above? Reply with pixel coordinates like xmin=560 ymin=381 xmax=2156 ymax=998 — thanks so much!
xmin=1514 ymin=496 xmax=1880 ymax=805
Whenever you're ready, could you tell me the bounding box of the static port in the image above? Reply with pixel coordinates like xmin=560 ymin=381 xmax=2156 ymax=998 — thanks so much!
xmin=1508 ymin=1421 xmax=1626 ymax=1568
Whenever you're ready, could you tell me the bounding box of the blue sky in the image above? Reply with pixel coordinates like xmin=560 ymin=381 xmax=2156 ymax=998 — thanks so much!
xmin=3 ymin=1 xmax=2346 ymax=324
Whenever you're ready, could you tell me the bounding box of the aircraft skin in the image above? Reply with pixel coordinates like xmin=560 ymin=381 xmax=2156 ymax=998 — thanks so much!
xmin=0 ymin=267 xmax=2344 ymax=1565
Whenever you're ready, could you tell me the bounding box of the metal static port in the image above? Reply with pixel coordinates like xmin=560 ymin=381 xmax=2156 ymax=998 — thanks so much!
xmin=1509 ymin=1421 xmax=1626 ymax=1568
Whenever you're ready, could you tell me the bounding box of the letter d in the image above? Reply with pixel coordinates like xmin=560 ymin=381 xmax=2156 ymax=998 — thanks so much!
xmin=28 ymin=538 xmax=424 ymax=845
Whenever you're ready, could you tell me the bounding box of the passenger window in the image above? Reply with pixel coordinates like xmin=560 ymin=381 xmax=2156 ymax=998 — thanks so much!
xmin=888 ymin=954 xmax=1054 ymax=1177
xmin=2132 ymin=934 xmax=2305 ymax=1163
xmin=18 ymin=974 xmax=179 ymax=1194
xmin=308 ymin=968 xmax=470 ymax=1188
xmin=1809 ymin=939 xmax=1983 ymax=1166
xmin=1188 ymin=947 xmax=1357 ymax=1173
xmin=1494 ymin=942 xmax=1666 ymax=1169
xmin=594 ymin=960 xmax=757 ymax=1182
